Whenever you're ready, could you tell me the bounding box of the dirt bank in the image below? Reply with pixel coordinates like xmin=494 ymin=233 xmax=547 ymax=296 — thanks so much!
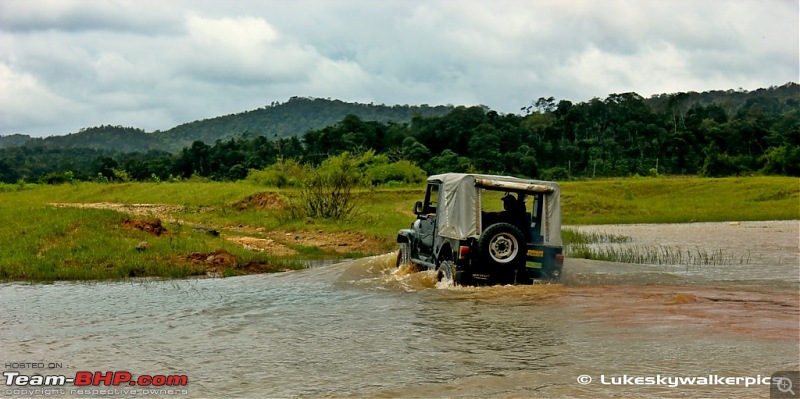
xmin=49 ymin=201 xmax=388 ymax=261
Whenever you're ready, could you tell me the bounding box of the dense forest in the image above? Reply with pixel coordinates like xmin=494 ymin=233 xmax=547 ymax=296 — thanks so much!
xmin=0 ymin=83 xmax=797 ymax=184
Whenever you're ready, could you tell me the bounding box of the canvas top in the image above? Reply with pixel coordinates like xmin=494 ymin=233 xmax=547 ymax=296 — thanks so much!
xmin=427 ymin=173 xmax=562 ymax=246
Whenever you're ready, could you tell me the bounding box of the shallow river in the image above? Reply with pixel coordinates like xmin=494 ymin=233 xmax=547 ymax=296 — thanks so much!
xmin=1 ymin=221 xmax=798 ymax=398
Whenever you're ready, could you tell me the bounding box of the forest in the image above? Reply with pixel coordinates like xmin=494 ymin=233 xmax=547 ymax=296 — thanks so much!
xmin=0 ymin=83 xmax=797 ymax=184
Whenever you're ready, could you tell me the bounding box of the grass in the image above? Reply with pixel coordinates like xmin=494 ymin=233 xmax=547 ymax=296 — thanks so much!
xmin=0 ymin=204 xmax=297 ymax=281
xmin=559 ymin=175 xmax=799 ymax=224
xmin=0 ymin=175 xmax=797 ymax=281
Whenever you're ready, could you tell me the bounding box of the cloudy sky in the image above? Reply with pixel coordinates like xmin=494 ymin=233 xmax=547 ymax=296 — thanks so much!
xmin=1 ymin=0 xmax=797 ymax=138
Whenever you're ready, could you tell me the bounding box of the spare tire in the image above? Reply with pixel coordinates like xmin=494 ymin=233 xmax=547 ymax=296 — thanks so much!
xmin=478 ymin=223 xmax=526 ymax=268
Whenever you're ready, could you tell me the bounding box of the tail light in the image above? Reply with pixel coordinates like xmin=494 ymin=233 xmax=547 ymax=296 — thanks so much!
xmin=459 ymin=245 xmax=470 ymax=260
xmin=555 ymin=254 xmax=564 ymax=266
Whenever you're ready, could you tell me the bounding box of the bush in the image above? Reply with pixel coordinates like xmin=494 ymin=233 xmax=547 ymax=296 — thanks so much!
xmin=297 ymin=153 xmax=363 ymax=219
xmin=540 ymin=167 xmax=569 ymax=181
xmin=761 ymin=145 xmax=800 ymax=176
xmin=40 ymin=171 xmax=74 ymax=185
xmin=247 ymin=158 xmax=309 ymax=188
xmin=365 ymin=160 xmax=426 ymax=185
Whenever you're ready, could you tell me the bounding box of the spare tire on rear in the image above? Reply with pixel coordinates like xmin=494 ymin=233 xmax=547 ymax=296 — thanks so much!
xmin=478 ymin=222 xmax=526 ymax=268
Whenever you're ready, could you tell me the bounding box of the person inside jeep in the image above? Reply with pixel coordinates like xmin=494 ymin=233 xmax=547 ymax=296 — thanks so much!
xmin=500 ymin=193 xmax=530 ymax=237
xmin=501 ymin=193 xmax=525 ymax=217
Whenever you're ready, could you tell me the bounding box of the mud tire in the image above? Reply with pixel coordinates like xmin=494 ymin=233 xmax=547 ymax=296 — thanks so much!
xmin=436 ymin=259 xmax=456 ymax=285
xmin=396 ymin=243 xmax=410 ymax=268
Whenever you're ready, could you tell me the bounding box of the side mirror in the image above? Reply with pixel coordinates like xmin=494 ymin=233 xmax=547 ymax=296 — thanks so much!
xmin=413 ymin=201 xmax=423 ymax=215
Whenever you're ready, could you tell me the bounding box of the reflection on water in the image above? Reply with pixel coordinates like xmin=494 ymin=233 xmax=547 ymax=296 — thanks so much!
xmin=0 ymin=221 xmax=798 ymax=398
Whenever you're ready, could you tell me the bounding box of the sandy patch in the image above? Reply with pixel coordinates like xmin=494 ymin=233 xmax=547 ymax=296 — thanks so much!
xmin=49 ymin=202 xmax=208 ymax=223
xmin=223 ymin=235 xmax=298 ymax=256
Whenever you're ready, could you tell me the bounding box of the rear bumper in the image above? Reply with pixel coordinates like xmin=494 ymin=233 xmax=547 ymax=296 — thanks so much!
xmin=524 ymin=244 xmax=563 ymax=279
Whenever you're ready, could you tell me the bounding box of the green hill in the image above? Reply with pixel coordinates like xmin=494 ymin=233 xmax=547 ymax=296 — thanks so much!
xmin=156 ymin=96 xmax=454 ymax=152
xmin=2 ymin=97 xmax=454 ymax=153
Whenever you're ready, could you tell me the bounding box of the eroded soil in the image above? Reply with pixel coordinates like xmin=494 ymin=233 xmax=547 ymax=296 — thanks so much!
xmin=122 ymin=217 xmax=167 ymax=236
xmin=174 ymin=249 xmax=288 ymax=277
xmin=232 ymin=192 xmax=287 ymax=211
xmin=225 ymin=225 xmax=383 ymax=255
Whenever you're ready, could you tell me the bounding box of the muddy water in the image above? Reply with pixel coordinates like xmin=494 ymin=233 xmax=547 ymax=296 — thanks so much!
xmin=1 ymin=221 xmax=798 ymax=398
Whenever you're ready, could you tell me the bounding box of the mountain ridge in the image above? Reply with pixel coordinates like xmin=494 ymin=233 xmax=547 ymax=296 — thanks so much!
xmin=2 ymin=83 xmax=796 ymax=154
xmin=1 ymin=97 xmax=455 ymax=153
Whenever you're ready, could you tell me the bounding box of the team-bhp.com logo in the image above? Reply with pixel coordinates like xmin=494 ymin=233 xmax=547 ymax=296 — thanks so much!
xmin=4 ymin=370 xmax=188 ymax=387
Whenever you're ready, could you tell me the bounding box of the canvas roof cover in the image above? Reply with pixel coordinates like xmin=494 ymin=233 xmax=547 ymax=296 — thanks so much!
xmin=428 ymin=173 xmax=562 ymax=246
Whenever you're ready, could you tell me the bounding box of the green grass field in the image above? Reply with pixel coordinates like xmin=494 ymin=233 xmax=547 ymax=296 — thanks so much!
xmin=560 ymin=176 xmax=799 ymax=224
xmin=1 ymin=175 xmax=797 ymax=281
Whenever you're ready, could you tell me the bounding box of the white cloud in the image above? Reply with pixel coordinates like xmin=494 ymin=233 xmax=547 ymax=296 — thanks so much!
xmin=0 ymin=63 xmax=86 ymax=134
xmin=0 ymin=0 xmax=796 ymax=137
xmin=185 ymin=13 xmax=278 ymax=48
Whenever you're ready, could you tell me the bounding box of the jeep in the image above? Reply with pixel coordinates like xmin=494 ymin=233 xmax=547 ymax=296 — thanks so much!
xmin=396 ymin=173 xmax=563 ymax=285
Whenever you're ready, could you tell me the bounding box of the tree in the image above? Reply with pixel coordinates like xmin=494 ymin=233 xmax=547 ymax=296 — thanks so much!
xmin=467 ymin=123 xmax=503 ymax=172
xmin=91 ymin=156 xmax=118 ymax=180
xmin=427 ymin=149 xmax=471 ymax=175
xmin=174 ymin=141 xmax=211 ymax=177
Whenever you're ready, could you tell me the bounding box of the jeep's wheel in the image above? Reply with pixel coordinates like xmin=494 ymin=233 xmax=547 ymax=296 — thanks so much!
xmin=436 ymin=260 xmax=455 ymax=285
xmin=396 ymin=243 xmax=410 ymax=267
xmin=478 ymin=223 xmax=526 ymax=266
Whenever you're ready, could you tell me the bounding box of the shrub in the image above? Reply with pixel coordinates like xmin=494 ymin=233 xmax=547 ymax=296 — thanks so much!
xmin=540 ymin=167 xmax=569 ymax=181
xmin=297 ymin=153 xmax=363 ymax=219
xmin=40 ymin=171 xmax=74 ymax=185
xmin=247 ymin=158 xmax=309 ymax=188
xmin=365 ymin=160 xmax=426 ymax=185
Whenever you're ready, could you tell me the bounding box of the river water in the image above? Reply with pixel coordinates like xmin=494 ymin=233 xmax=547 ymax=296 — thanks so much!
xmin=1 ymin=221 xmax=798 ymax=398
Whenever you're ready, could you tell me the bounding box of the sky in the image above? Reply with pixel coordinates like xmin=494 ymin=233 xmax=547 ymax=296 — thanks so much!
xmin=1 ymin=0 xmax=797 ymax=138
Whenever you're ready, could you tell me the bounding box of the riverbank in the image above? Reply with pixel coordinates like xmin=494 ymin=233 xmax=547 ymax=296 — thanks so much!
xmin=0 ymin=175 xmax=797 ymax=281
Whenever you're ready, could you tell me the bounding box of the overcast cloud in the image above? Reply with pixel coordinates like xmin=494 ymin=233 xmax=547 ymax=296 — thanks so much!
xmin=1 ymin=0 xmax=797 ymax=137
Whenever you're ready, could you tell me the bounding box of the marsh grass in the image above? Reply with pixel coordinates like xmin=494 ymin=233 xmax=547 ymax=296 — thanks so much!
xmin=562 ymin=227 xmax=754 ymax=266
xmin=562 ymin=229 xmax=632 ymax=245
xmin=1 ymin=176 xmax=797 ymax=281
xmin=565 ymin=243 xmax=752 ymax=266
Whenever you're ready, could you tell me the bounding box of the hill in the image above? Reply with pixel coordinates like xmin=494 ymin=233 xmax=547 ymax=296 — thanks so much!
xmin=157 ymin=96 xmax=454 ymax=152
xmin=0 ymin=134 xmax=34 ymax=149
xmin=644 ymin=83 xmax=799 ymax=116
xmin=3 ymin=85 xmax=797 ymax=154
xmin=1 ymin=97 xmax=454 ymax=153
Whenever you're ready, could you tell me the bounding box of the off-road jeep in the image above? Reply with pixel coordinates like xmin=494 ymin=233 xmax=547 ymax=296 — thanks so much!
xmin=396 ymin=173 xmax=563 ymax=285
